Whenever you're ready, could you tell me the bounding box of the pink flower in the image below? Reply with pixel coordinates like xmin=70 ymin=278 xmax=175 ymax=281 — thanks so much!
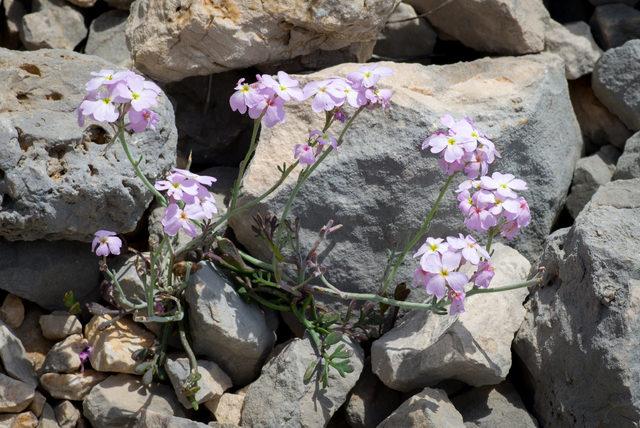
xmin=85 ymin=69 xmax=118 ymax=92
xmin=462 ymin=151 xmax=488 ymax=179
xmin=194 ymin=193 xmax=218 ymax=219
xmin=448 ymin=288 xmax=466 ymax=315
xmin=332 ymin=78 xmax=367 ymax=108
xmin=92 ymin=230 xmax=122 ymax=257
xmin=249 ymin=94 xmax=285 ymax=128
xmin=438 ymin=157 xmax=465 ymax=176
xmin=447 ymin=234 xmax=490 ymax=265
xmin=127 ymin=109 xmax=159 ymax=133
xmin=346 ymin=64 xmax=393 ymax=88
xmin=365 ymin=87 xmax=393 ymax=109
xmin=413 ymin=267 xmax=434 ymax=289
xmin=261 ymin=71 xmax=303 ymax=102
xmin=334 ymin=109 xmax=348 ymax=123
xmin=303 ymin=79 xmax=345 ymax=113
xmin=154 ymin=175 xmax=200 ymax=203
xmin=309 ymin=130 xmax=337 ymax=148
xmin=457 ymin=190 xmax=474 ymax=216
xmin=229 ymin=78 xmax=262 ymax=114
xmin=78 ymin=95 xmax=119 ymax=123
xmin=481 ymin=172 xmax=527 ymax=199
xmin=111 ymin=76 xmax=159 ymax=111
xmin=456 ymin=179 xmax=482 ymax=194
xmin=503 ymin=196 xmax=531 ymax=227
xmin=423 ymin=131 xmax=475 ymax=163
xmin=472 ymin=261 xmax=495 ymax=288
xmin=170 ymin=168 xmax=217 ymax=187
xmin=294 ymin=143 xmax=316 ymax=165
xmin=421 ymin=252 xmax=469 ymax=299
xmin=500 ymin=220 xmax=520 ymax=240
xmin=465 ymin=205 xmax=498 ymax=232
xmin=414 ymin=237 xmax=449 ymax=259
xmin=161 ymin=203 xmax=206 ymax=237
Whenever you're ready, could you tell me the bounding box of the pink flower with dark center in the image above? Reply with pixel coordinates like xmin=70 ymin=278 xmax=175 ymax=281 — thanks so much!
xmin=472 ymin=261 xmax=495 ymax=288
xmin=449 ymin=288 xmax=466 ymax=315
xmin=346 ymin=64 xmax=393 ymax=88
xmin=127 ymin=109 xmax=159 ymax=133
xmin=447 ymin=234 xmax=490 ymax=265
xmin=92 ymin=230 xmax=122 ymax=257
xmin=294 ymin=143 xmax=316 ymax=165
xmin=481 ymin=172 xmax=527 ymax=199
xmin=503 ymin=196 xmax=531 ymax=227
xmin=249 ymin=94 xmax=285 ymax=128
xmin=421 ymin=252 xmax=468 ymax=299
xmin=465 ymin=205 xmax=498 ymax=232
xmin=161 ymin=203 xmax=206 ymax=237
xmin=309 ymin=129 xmax=337 ymax=149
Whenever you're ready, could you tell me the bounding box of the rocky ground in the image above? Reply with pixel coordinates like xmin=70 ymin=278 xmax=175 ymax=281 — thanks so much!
xmin=0 ymin=0 xmax=639 ymax=427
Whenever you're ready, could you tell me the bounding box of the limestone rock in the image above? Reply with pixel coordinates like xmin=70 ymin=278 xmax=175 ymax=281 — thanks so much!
xmin=82 ymin=374 xmax=184 ymax=427
xmin=54 ymin=401 xmax=80 ymax=428
xmin=230 ymin=56 xmax=582 ymax=297
xmin=0 ymin=294 xmax=24 ymax=329
xmin=40 ymin=371 xmax=107 ymax=401
xmin=593 ymin=40 xmax=640 ymax=131
xmin=590 ymin=4 xmax=640 ymax=50
xmin=566 ymin=145 xmax=619 ymax=217
xmin=0 ymin=321 xmax=37 ymax=387
xmin=514 ymin=179 xmax=640 ymax=425
xmin=41 ymin=334 xmax=88 ymax=374
xmin=165 ymin=357 xmax=232 ymax=409
xmin=613 ymin=131 xmax=640 ymax=180
xmin=85 ymin=11 xmax=132 ymax=68
xmin=545 ymin=20 xmax=601 ymax=80
xmin=186 ymin=263 xmax=275 ymax=386
xmin=20 ymin=0 xmax=87 ymax=50
xmin=0 ymin=411 xmax=38 ymax=427
xmin=85 ymin=315 xmax=155 ymax=374
xmin=373 ymin=3 xmax=437 ymax=60
xmin=242 ymin=337 xmax=364 ymax=427
xmin=371 ymin=244 xmax=530 ymax=392
xmin=0 ymin=48 xmax=177 ymax=241
xmin=0 ymin=373 xmax=35 ymax=413
xmin=125 ymin=0 xmax=399 ymax=82
xmin=378 ymin=387 xmax=464 ymax=428
xmin=12 ymin=306 xmax=54 ymax=372
xmin=135 ymin=410 xmax=210 ymax=428
xmin=38 ymin=403 xmax=59 ymax=428
xmin=408 ymin=0 xmax=549 ymax=54
xmin=28 ymin=392 xmax=46 ymax=417
xmin=39 ymin=313 xmax=82 ymax=341
xmin=204 ymin=393 xmax=244 ymax=426
xmin=452 ymin=382 xmax=538 ymax=428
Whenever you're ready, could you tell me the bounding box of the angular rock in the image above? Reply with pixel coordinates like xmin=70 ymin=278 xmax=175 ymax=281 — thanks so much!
xmin=29 ymin=391 xmax=46 ymax=417
xmin=409 ymin=0 xmax=549 ymax=54
xmin=135 ymin=410 xmax=209 ymax=428
xmin=54 ymin=401 xmax=80 ymax=428
xmin=0 ymin=411 xmax=38 ymax=427
xmin=12 ymin=305 xmax=54 ymax=371
xmin=109 ymin=255 xmax=147 ymax=303
xmin=0 ymin=294 xmax=24 ymax=329
xmin=85 ymin=11 xmax=132 ymax=68
xmin=186 ymin=263 xmax=275 ymax=386
xmin=126 ymin=0 xmax=398 ymax=82
xmin=40 ymin=371 xmax=107 ymax=401
xmin=165 ymin=357 xmax=232 ymax=409
xmin=20 ymin=0 xmax=87 ymax=50
xmin=82 ymin=374 xmax=184 ymax=427
xmin=545 ymin=20 xmax=601 ymax=80
xmin=451 ymin=381 xmax=538 ymax=428
xmin=569 ymin=76 xmax=631 ymax=152
xmin=0 ymin=48 xmax=177 ymax=241
xmin=344 ymin=361 xmax=404 ymax=428
xmin=0 ymin=373 xmax=35 ymax=413
xmin=566 ymin=145 xmax=619 ymax=217
xmin=514 ymin=179 xmax=640 ymax=426
xmin=590 ymin=4 xmax=640 ymax=50
xmin=373 ymin=3 xmax=437 ymax=60
xmin=371 ymin=243 xmax=530 ymax=392
xmin=231 ymin=57 xmax=582 ymax=295
xmin=42 ymin=334 xmax=88 ymax=374
xmin=378 ymin=387 xmax=464 ymax=428
xmin=85 ymin=315 xmax=155 ymax=374
xmin=614 ymin=131 xmax=640 ymax=180
xmin=0 ymin=321 xmax=37 ymax=387
xmin=204 ymin=393 xmax=244 ymax=426
xmin=593 ymin=40 xmax=640 ymax=131
xmin=0 ymin=240 xmax=100 ymax=311
xmin=1 ymin=0 xmax=27 ymax=48
xmin=38 ymin=403 xmax=59 ymax=428
xmin=39 ymin=313 xmax=82 ymax=341
xmin=242 ymin=337 xmax=364 ymax=428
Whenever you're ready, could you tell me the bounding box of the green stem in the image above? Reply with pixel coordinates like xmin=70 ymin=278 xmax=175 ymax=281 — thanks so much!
xmin=117 ymin=127 xmax=167 ymax=206
xmin=178 ymin=320 xmax=199 ymax=378
xmin=229 ymin=118 xmax=262 ymax=211
xmin=466 ymin=278 xmax=539 ymax=297
xmin=486 ymin=227 xmax=498 ymax=253
xmin=291 ymin=297 xmax=321 ymax=350
xmin=381 ymin=174 xmax=455 ymax=295
xmin=238 ymin=250 xmax=274 ymax=271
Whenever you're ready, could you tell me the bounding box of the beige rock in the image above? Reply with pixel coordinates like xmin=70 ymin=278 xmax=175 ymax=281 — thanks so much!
xmin=0 ymin=294 xmax=24 ymax=329
xmin=0 ymin=411 xmax=38 ymax=427
xmin=378 ymin=387 xmax=464 ymax=427
xmin=53 ymin=401 xmax=80 ymax=428
xmin=28 ymin=392 xmax=46 ymax=418
xmin=13 ymin=307 xmax=54 ymax=373
xmin=39 ymin=371 xmax=108 ymax=401
xmin=20 ymin=0 xmax=87 ymax=50
xmin=165 ymin=357 xmax=232 ymax=408
xmin=39 ymin=313 xmax=82 ymax=341
xmin=41 ymin=334 xmax=88 ymax=374
xmin=204 ymin=393 xmax=244 ymax=425
xmin=126 ymin=0 xmax=399 ymax=81
xmin=545 ymin=20 xmax=602 ymax=80
xmin=85 ymin=315 xmax=155 ymax=374
xmin=38 ymin=403 xmax=59 ymax=428
xmin=0 ymin=373 xmax=35 ymax=413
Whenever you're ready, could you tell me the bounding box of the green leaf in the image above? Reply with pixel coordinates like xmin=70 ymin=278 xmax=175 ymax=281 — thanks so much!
xmin=134 ymin=362 xmax=151 ymax=375
xmin=303 ymin=360 xmax=318 ymax=384
xmin=324 ymin=332 xmax=342 ymax=347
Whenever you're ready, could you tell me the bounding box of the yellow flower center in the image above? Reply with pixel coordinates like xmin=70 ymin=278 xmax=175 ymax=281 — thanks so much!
xmin=441 ymin=269 xmax=449 ymax=277
xmin=364 ymin=71 xmax=372 ymax=78
xmin=279 ymin=84 xmax=287 ymax=91
xmin=131 ymin=92 xmax=140 ymax=100
xmin=179 ymin=211 xmax=189 ymax=220
xmin=447 ymin=138 xmax=456 ymax=146
xmin=102 ymin=98 xmax=111 ymax=104
xmin=99 ymin=237 xmax=108 ymax=244
xmin=471 ymin=131 xmax=479 ymax=138
xmin=430 ymin=243 xmax=438 ymax=251
xmin=240 ymin=84 xmax=250 ymax=93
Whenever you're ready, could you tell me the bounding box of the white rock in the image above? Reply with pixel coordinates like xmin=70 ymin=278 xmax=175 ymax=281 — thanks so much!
xmin=377 ymin=387 xmax=465 ymax=427
xmin=20 ymin=0 xmax=87 ymax=50
xmin=39 ymin=313 xmax=82 ymax=341
xmin=545 ymin=20 xmax=602 ymax=80
xmin=164 ymin=357 xmax=232 ymax=409
xmin=40 ymin=371 xmax=108 ymax=401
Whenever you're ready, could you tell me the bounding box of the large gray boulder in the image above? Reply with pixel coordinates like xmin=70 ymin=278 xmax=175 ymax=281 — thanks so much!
xmin=241 ymin=337 xmax=364 ymax=428
xmin=20 ymin=0 xmax=87 ymax=50
xmin=614 ymin=131 xmax=640 ymax=180
xmin=230 ymin=56 xmax=582 ymax=296
xmin=378 ymin=387 xmax=465 ymax=428
xmin=125 ymin=0 xmax=399 ymax=82
xmin=185 ymin=262 xmax=275 ymax=386
xmin=85 ymin=10 xmax=132 ymax=68
xmin=592 ymin=40 xmax=640 ymax=131
xmin=0 ymin=321 xmax=37 ymax=387
xmin=514 ymin=178 xmax=640 ymax=426
xmin=407 ymin=0 xmax=549 ymax=54
xmin=590 ymin=4 xmax=640 ymax=50
xmin=371 ymin=244 xmax=530 ymax=392
xmin=0 ymin=48 xmax=177 ymax=241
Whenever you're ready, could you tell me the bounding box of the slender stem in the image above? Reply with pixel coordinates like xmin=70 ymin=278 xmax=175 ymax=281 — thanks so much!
xmin=117 ymin=127 xmax=167 ymax=206
xmin=238 ymin=250 xmax=274 ymax=271
xmin=486 ymin=227 xmax=498 ymax=253
xmin=229 ymin=118 xmax=262 ymax=211
xmin=381 ymin=174 xmax=455 ymax=295
xmin=466 ymin=277 xmax=540 ymax=296
xmin=178 ymin=320 xmax=199 ymax=378
xmin=291 ymin=297 xmax=321 ymax=350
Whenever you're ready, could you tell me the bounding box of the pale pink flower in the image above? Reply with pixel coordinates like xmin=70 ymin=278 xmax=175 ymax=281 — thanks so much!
xmin=413 ymin=267 xmax=434 ymax=289
xmin=111 ymin=77 xmax=159 ymax=111
xmin=503 ymin=196 xmax=531 ymax=227
xmin=472 ymin=261 xmax=495 ymax=288
xmin=309 ymin=129 xmax=337 ymax=148
xmin=294 ymin=143 xmax=316 ymax=165
xmin=456 ymin=179 xmax=482 ymax=194
xmin=161 ymin=203 xmax=206 ymax=237
xmin=481 ymin=172 xmax=527 ymax=199
xmin=261 ymin=71 xmax=304 ymax=102
xmin=500 ymin=220 xmax=520 ymax=240
xmin=249 ymin=95 xmax=285 ymax=127
xmin=154 ymin=175 xmax=200 ymax=203
xmin=423 ymin=131 xmax=475 ymax=163
xmin=447 ymin=234 xmax=490 ymax=265
xmin=78 ymin=96 xmax=119 ymax=123
xmin=127 ymin=109 xmax=159 ymax=133
xmin=92 ymin=230 xmax=122 ymax=257
xmin=457 ymin=190 xmax=474 ymax=216
xmin=448 ymin=288 xmax=466 ymax=315
xmin=229 ymin=78 xmax=262 ymax=114
xmin=421 ymin=252 xmax=469 ymax=299
xmin=465 ymin=205 xmax=498 ymax=232
xmin=332 ymin=78 xmax=367 ymax=108
xmin=438 ymin=157 xmax=465 ymax=176
xmin=195 ymin=194 xmax=218 ymax=219
xmin=365 ymin=87 xmax=393 ymax=109
xmin=85 ymin=69 xmax=118 ymax=92
xmin=414 ymin=237 xmax=449 ymax=259
xmin=303 ymin=79 xmax=345 ymax=113
xmin=170 ymin=168 xmax=217 ymax=187
xmin=346 ymin=64 xmax=393 ymax=88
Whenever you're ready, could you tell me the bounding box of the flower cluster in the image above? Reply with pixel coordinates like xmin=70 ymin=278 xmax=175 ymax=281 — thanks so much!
xmin=77 ymin=69 xmax=161 ymax=133
xmin=413 ymin=235 xmax=493 ymax=315
xmin=155 ymin=169 xmax=218 ymax=237
xmin=92 ymin=230 xmax=122 ymax=257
